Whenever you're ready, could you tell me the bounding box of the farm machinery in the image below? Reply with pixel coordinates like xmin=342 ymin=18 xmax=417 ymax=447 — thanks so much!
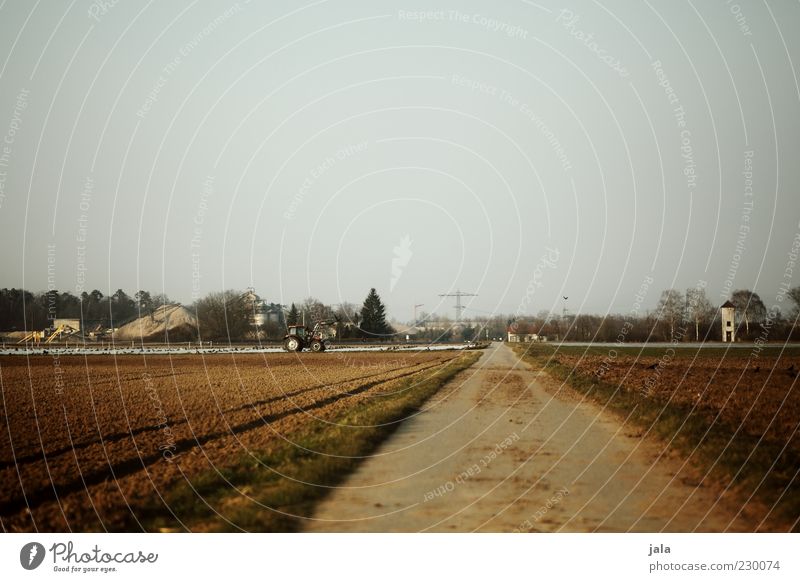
xmin=17 ymin=322 xmax=79 ymax=345
xmin=283 ymin=319 xmax=338 ymax=352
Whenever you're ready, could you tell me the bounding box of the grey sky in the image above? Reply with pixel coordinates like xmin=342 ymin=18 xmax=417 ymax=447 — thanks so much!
xmin=1 ymin=0 xmax=798 ymax=321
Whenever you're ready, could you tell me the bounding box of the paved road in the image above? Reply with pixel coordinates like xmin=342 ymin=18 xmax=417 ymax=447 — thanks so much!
xmin=304 ymin=342 xmax=762 ymax=532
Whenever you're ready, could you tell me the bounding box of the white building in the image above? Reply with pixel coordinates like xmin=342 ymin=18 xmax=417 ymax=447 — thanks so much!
xmin=506 ymin=323 xmax=545 ymax=343
xmin=720 ymin=300 xmax=736 ymax=342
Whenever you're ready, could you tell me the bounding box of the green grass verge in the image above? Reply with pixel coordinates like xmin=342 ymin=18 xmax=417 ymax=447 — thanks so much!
xmin=512 ymin=344 xmax=799 ymax=531
xmin=137 ymin=350 xmax=481 ymax=532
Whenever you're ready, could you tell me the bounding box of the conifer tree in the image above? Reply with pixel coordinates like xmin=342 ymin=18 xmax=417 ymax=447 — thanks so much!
xmin=359 ymin=288 xmax=391 ymax=336
xmin=287 ymin=303 xmax=299 ymax=326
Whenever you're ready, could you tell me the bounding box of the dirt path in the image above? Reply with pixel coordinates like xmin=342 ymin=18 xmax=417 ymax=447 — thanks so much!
xmin=304 ymin=342 xmax=760 ymax=532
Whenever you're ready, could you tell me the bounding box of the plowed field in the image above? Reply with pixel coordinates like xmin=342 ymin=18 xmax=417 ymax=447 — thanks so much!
xmin=549 ymin=349 xmax=800 ymax=443
xmin=0 ymin=351 xmax=465 ymax=531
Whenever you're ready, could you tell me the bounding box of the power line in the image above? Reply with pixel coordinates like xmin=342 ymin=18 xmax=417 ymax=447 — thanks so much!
xmin=413 ymin=303 xmax=424 ymax=325
xmin=438 ymin=289 xmax=477 ymax=323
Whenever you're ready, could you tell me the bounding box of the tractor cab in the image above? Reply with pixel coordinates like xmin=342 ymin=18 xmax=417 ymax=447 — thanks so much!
xmin=287 ymin=325 xmax=307 ymax=338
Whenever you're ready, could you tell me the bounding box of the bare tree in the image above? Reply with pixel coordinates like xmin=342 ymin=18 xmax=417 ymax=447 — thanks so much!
xmin=730 ymin=289 xmax=767 ymax=336
xmin=195 ymin=290 xmax=249 ymax=341
xmin=301 ymin=296 xmax=330 ymax=325
xmin=334 ymin=301 xmax=359 ymax=326
xmin=151 ymin=293 xmax=171 ymax=308
xmin=685 ymin=286 xmax=714 ymax=341
xmin=656 ymin=289 xmax=684 ymax=341
xmin=334 ymin=301 xmax=359 ymax=338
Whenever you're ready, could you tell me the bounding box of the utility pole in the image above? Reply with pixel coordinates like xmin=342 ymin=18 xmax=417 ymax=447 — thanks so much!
xmin=561 ymin=296 xmax=570 ymax=342
xmin=413 ymin=303 xmax=424 ymax=326
xmin=438 ymin=289 xmax=477 ymax=323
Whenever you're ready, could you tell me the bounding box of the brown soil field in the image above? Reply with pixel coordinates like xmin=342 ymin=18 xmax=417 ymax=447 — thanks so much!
xmin=551 ymin=350 xmax=800 ymax=444
xmin=0 ymin=351 xmax=462 ymax=531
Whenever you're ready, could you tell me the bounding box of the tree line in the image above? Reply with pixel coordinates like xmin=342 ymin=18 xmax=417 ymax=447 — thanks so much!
xmin=0 ymin=286 xmax=395 ymax=342
xmin=2 ymin=284 xmax=798 ymax=343
xmin=0 ymin=288 xmax=170 ymax=331
xmin=510 ymin=287 xmax=800 ymax=342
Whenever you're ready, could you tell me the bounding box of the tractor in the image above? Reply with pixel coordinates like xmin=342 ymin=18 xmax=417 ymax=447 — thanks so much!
xmin=283 ymin=319 xmax=337 ymax=352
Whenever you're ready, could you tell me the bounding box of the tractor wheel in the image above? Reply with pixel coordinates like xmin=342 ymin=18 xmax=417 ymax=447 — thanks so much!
xmin=284 ymin=336 xmax=302 ymax=352
xmin=310 ymin=340 xmax=324 ymax=353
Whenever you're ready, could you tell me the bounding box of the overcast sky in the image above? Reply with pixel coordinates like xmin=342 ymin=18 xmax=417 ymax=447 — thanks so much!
xmin=1 ymin=0 xmax=798 ymax=321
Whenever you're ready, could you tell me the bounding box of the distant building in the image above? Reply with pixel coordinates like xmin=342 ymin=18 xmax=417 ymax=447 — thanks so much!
xmin=420 ymin=320 xmax=481 ymax=330
xmin=391 ymin=323 xmax=420 ymax=337
xmin=720 ymin=300 xmax=736 ymax=342
xmin=507 ymin=322 xmax=545 ymax=343
xmin=241 ymin=288 xmax=286 ymax=328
